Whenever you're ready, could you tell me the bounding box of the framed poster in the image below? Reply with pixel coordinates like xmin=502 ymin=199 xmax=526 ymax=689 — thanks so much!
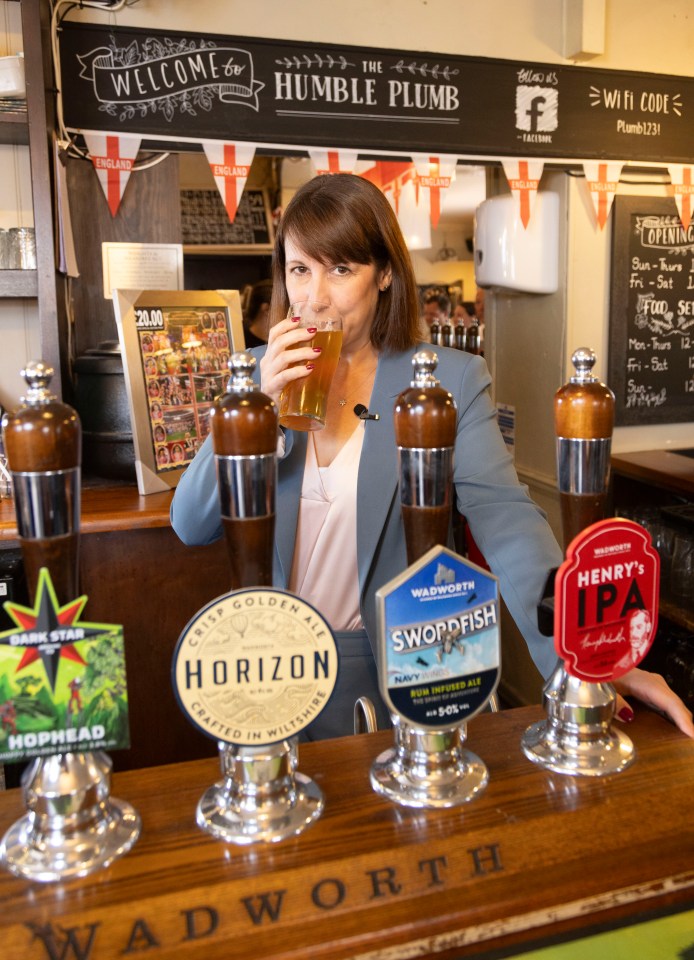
xmin=113 ymin=289 xmax=244 ymax=495
xmin=102 ymin=243 xmax=184 ymax=300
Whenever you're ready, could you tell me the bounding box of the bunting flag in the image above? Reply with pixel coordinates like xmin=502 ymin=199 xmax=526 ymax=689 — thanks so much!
xmin=308 ymin=148 xmax=359 ymax=176
xmin=583 ymin=161 xmax=623 ymax=229
xmin=668 ymin=164 xmax=694 ymax=231
xmin=83 ymin=132 xmax=141 ymax=217
xmin=501 ymin=159 xmax=544 ymax=229
xmin=411 ymin=154 xmax=458 ymax=229
xmin=202 ymin=140 xmax=257 ymax=223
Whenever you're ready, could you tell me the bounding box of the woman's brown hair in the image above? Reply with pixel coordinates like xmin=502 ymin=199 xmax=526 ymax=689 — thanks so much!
xmin=270 ymin=174 xmax=420 ymax=352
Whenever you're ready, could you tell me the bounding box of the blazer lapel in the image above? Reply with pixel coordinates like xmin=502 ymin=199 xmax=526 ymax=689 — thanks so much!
xmin=356 ymin=350 xmax=412 ymax=594
xmin=275 ymin=429 xmax=307 ymax=586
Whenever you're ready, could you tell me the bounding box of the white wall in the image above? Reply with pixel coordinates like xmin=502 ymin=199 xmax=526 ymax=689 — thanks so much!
xmin=0 ymin=2 xmax=39 ymax=413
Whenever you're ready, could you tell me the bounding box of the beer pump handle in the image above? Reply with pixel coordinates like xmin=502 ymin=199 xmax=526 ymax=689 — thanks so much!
xmin=209 ymin=351 xmax=278 ymax=589
xmin=393 ymin=350 xmax=457 ymax=565
xmin=1 ymin=361 xmax=81 ymax=603
xmin=554 ymin=347 xmax=615 ymax=549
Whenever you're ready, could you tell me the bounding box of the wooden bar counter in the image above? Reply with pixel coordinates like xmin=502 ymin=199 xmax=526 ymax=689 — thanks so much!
xmin=0 ymin=706 xmax=692 ymax=960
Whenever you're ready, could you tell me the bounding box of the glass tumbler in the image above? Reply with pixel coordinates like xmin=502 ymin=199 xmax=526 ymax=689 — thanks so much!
xmin=9 ymin=226 xmax=37 ymax=269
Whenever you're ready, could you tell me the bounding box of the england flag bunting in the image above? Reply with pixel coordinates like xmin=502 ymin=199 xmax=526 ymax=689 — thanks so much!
xmin=411 ymin=155 xmax=458 ymax=229
xmin=501 ymin=159 xmax=544 ymax=229
xmin=308 ymin=149 xmax=359 ymax=176
xmin=202 ymin=141 xmax=257 ymax=223
xmin=668 ymin=164 xmax=694 ymax=232
xmin=582 ymin=161 xmax=624 ymax=229
xmin=83 ymin=132 xmax=142 ymax=217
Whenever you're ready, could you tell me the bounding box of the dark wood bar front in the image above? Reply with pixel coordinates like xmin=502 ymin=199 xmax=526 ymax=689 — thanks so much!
xmin=0 ymin=706 xmax=692 ymax=960
xmin=0 ymin=486 xmax=227 ymax=771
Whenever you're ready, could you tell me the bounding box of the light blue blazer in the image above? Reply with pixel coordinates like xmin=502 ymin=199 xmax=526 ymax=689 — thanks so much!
xmin=171 ymin=344 xmax=563 ymax=682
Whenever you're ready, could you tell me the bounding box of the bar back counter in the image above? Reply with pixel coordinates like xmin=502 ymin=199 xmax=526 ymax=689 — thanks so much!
xmin=0 ymin=486 xmax=227 ymax=772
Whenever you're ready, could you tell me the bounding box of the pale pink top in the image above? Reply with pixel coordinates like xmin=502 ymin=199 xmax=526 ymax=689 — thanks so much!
xmin=288 ymin=422 xmax=365 ymax=631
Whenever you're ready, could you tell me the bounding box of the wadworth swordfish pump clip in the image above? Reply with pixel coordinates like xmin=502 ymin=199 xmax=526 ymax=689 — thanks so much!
xmin=370 ymin=350 xmax=501 ymax=808
xmin=172 ymin=352 xmax=338 ymax=844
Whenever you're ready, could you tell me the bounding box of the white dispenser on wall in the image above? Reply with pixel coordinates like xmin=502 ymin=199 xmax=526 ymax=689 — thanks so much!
xmin=473 ymin=191 xmax=560 ymax=294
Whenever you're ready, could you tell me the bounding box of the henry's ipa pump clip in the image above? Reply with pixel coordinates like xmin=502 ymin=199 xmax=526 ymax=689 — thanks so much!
xmin=521 ymin=348 xmax=656 ymax=776
xmin=172 ymin=352 xmax=338 ymax=843
xmin=370 ymin=350 xmax=500 ymax=808
xmin=0 ymin=362 xmax=140 ymax=882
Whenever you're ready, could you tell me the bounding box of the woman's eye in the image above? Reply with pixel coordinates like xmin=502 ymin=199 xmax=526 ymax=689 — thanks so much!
xmin=332 ymin=264 xmax=351 ymax=276
xmin=288 ymin=264 xmax=309 ymax=276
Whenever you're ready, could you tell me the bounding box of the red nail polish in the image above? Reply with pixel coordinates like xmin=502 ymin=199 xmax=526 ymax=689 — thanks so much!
xmin=291 ymin=316 xmax=300 ymax=322
xmin=305 ymin=363 xmax=315 ymax=370
xmin=306 ymin=326 xmax=317 ymax=334
xmin=617 ymin=705 xmax=634 ymax=723
xmin=312 ymin=346 xmax=322 ymax=353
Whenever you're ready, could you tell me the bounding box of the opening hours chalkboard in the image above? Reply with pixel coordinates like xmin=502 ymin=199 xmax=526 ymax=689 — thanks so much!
xmin=608 ymin=195 xmax=694 ymax=426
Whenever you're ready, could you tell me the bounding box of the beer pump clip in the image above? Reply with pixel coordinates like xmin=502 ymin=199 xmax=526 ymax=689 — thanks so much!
xmin=370 ymin=350 xmax=500 ymax=808
xmin=172 ymin=353 xmax=338 ymax=844
xmin=0 ymin=362 xmax=140 ymax=882
xmin=521 ymin=348 xmax=658 ymax=776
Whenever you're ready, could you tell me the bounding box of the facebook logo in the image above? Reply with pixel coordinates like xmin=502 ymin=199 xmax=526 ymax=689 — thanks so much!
xmin=515 ymin=85 xmax=558 ymax=132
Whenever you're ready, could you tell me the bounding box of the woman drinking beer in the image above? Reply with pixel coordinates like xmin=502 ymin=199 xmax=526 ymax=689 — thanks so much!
xmin=171 ymin=174 xmax=693 ymax=741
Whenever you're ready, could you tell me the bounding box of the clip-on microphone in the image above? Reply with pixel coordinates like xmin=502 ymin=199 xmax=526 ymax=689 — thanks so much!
xmin=354 ymin=404 xmax=380 ymax=422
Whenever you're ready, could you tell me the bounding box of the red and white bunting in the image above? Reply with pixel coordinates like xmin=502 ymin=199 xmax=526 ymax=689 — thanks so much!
xmin=308 ymin=148 xmax=359 ymax=176
xmin=501 ymin=159 xmax=544 ymax=229
xmin=582 ymin=161 xmax=623 ymax=229
xmin=202 ymin=141 xmax=257 ymax=223
xmin=668 ymin=164 xmax=694 ymax=232
xmin=411 ymin=154 xmax=458 ymax=229
xmin=83 ymin=132 xmax=142 ymax=217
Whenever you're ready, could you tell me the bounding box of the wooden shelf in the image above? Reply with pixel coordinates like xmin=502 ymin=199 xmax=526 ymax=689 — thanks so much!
xmin=183 ymin=243 xmax=273 ymax=256
xmin=0 ymin=268 xmax=37 ymax=297
xmin=0 ymin=109 xmax=28 ymax=145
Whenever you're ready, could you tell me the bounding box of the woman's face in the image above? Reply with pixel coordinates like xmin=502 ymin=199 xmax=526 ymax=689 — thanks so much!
xmin=283 ymin=235 xmax=388 ymax=350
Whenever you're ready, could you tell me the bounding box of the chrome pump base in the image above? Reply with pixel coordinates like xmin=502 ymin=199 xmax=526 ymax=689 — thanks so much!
xmin=371 ymin=716 xmax=488 ymax=809
xmin=197 ymin=738 xmax=323 ymax=844
xmin=521 ymin=661 xmax=635 ymax=777
xmin=0 ymin=750 xmax=141 ymax=883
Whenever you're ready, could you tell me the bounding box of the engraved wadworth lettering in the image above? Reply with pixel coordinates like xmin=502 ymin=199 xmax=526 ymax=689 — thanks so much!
xmin=19 ymin=844 xmax=505 ymax=957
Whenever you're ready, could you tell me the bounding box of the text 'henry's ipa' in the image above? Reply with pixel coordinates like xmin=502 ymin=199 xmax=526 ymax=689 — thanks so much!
xmin=521 ymin=347 xmax=638 ymax=777
xmin=278 ymin=301 xmax=343 ymax=431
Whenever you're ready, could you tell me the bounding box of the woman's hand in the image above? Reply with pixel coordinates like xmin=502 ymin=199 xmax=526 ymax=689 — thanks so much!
xmin=259 ymin=316 xmax=319 ymax=407
xmin=614 ymin=667 xmax=694 ymax=738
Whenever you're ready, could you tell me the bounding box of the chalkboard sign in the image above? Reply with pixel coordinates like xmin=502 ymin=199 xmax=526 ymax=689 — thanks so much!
xmin=608 ymin=196 xmax=694 ymax=426
xmin=181 ymin=188 xmax=272 ymax=246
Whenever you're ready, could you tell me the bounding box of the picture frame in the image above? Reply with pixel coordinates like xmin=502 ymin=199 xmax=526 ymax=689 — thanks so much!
xmin=113 ymin=289 xmax=244 ymax=495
